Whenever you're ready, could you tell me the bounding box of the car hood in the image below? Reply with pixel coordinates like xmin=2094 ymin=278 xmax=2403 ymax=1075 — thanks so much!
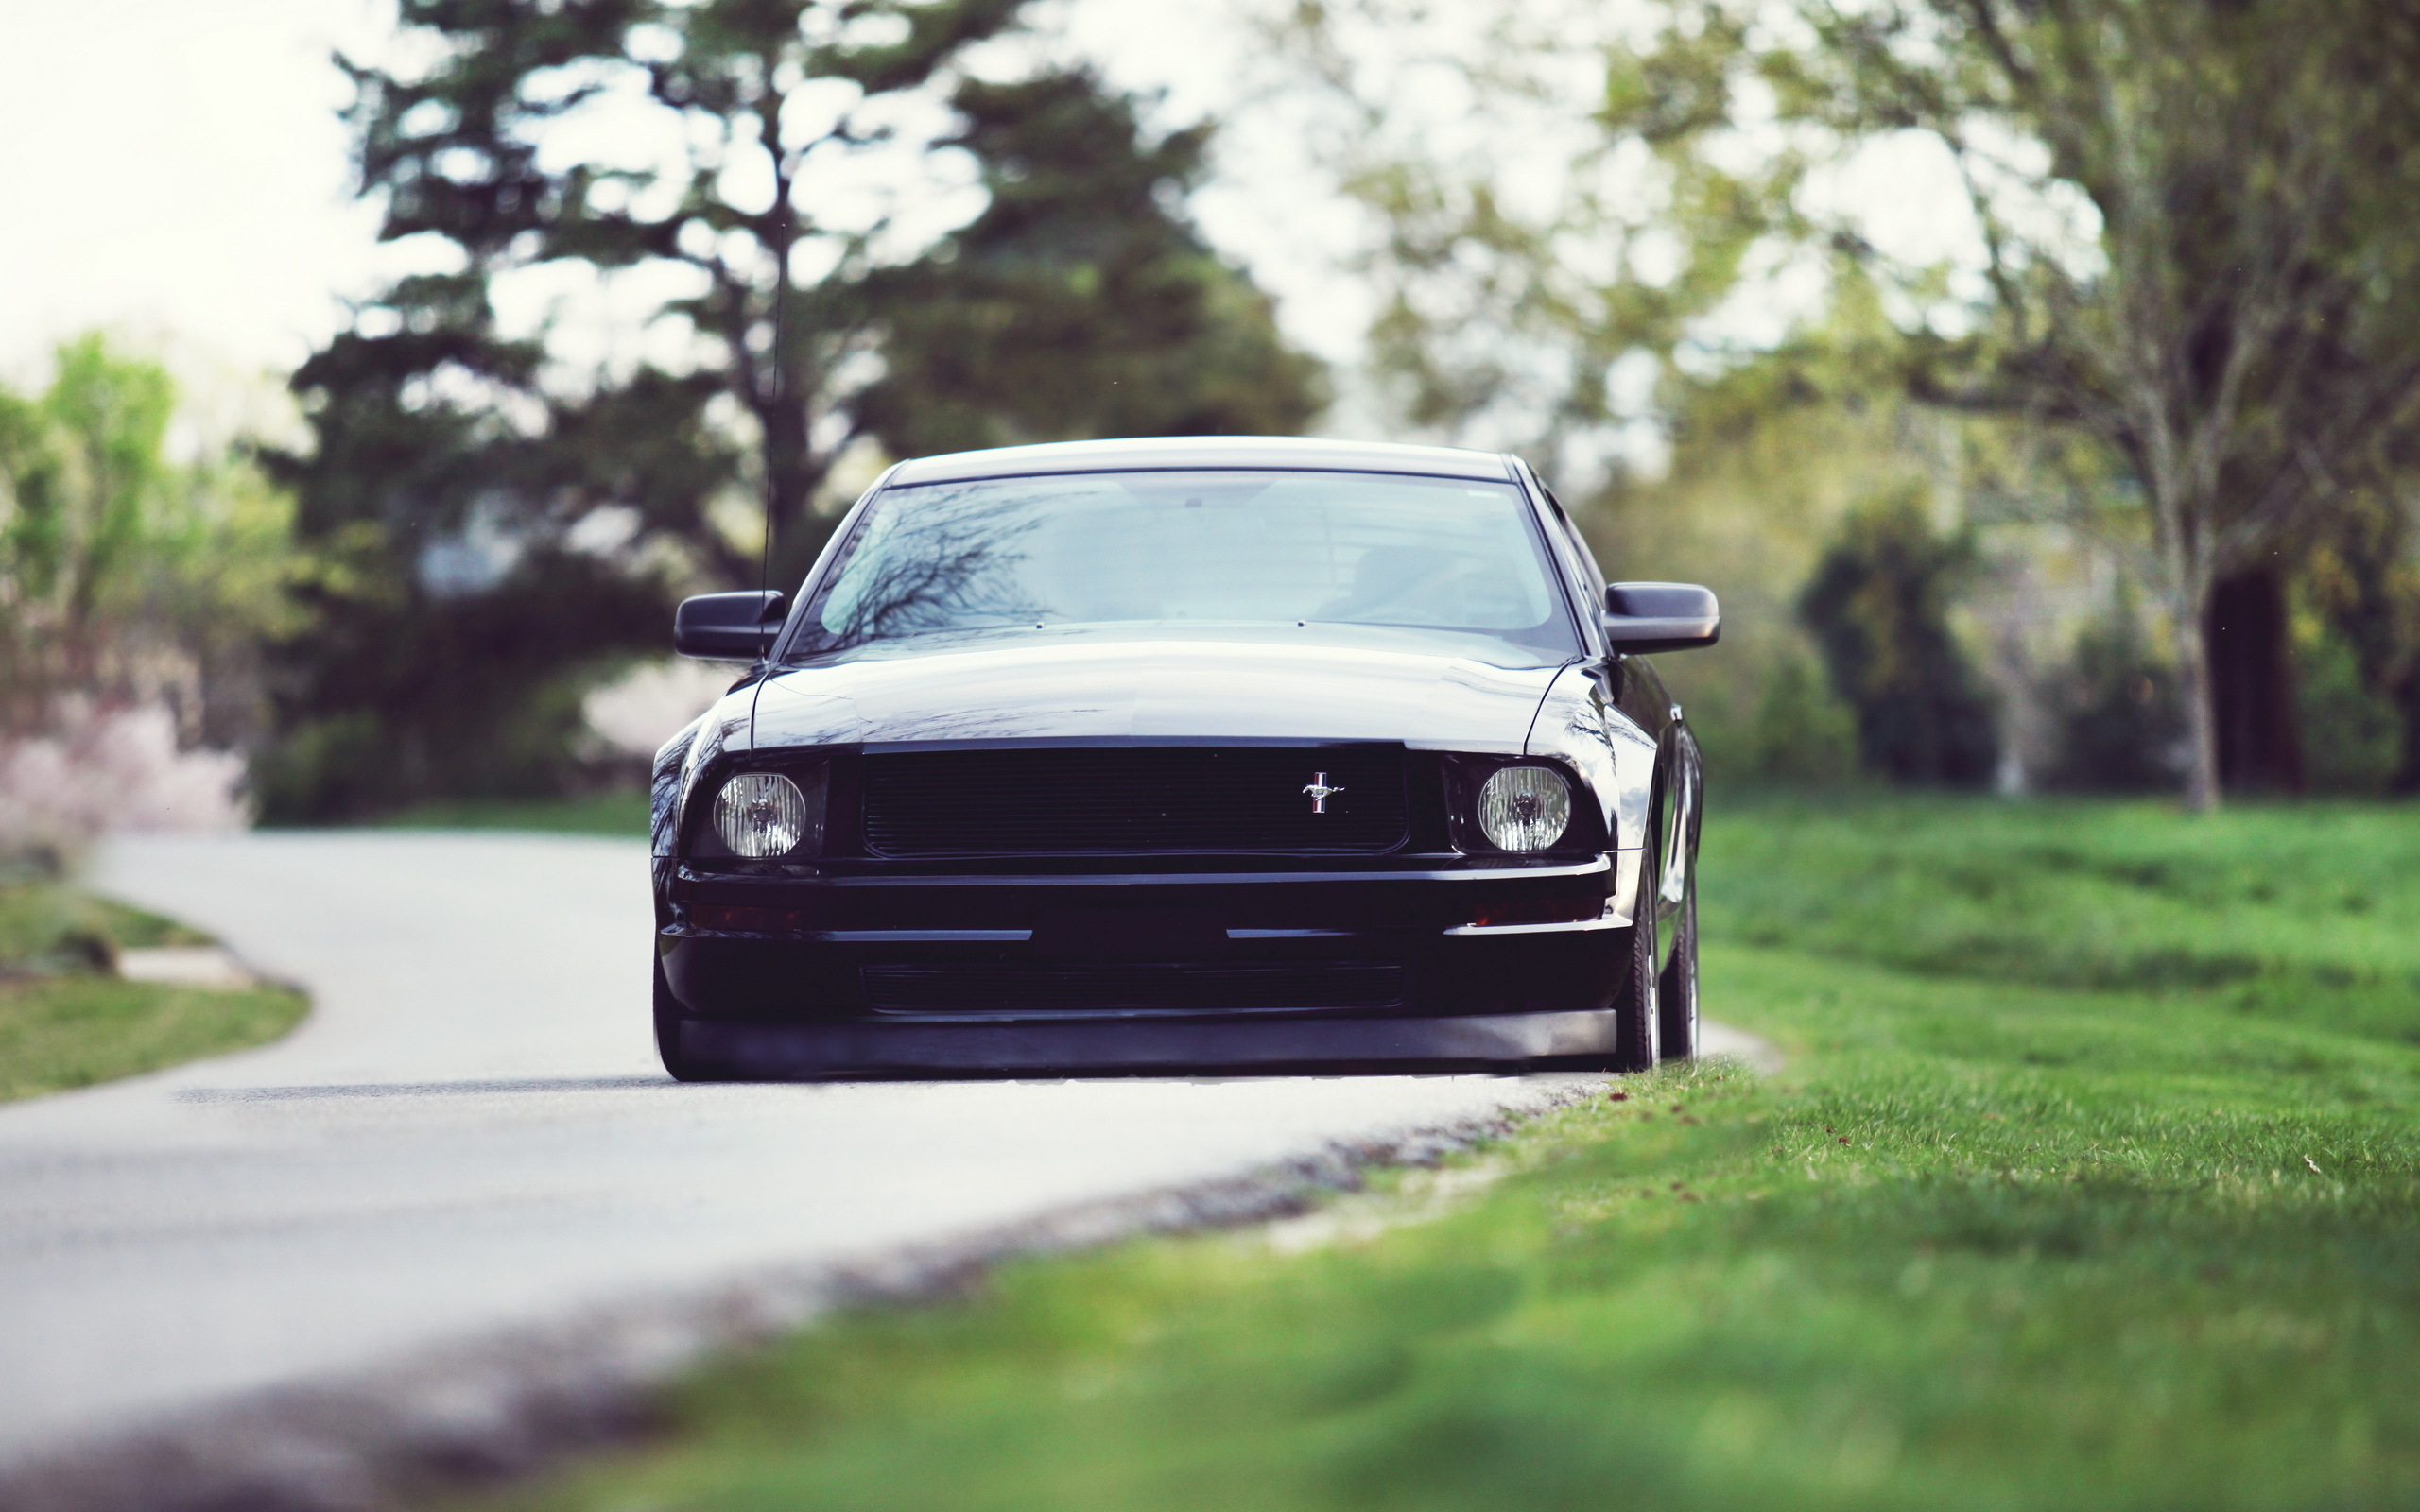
xmin=749 ymin=628 xmax=1568 ymax=753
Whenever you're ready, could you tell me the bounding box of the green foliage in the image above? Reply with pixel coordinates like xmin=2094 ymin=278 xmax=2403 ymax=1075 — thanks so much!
xmin=262 ymin=266 xmax=685 ymax=817
xmin=0 ymin=335 xmax=302 ymax=744
xmin=1703 ymin=653 xmax=1860 ymax=788
xmin=1595 ymin=284 xmax=1993 ymax=791
xmin=1297 ymin=0 xmax=2420 ymax=807
xmin=2294 ymin=619 xmax=2400 ymax=798
xmin=340 ymin=0 xmax=1028 ymax=577
xmin=1776 ymin=0 xmax=2420 ymax=803
xmin=2043 ymin=605 xmax=2185 ymax=794
xmin=471 ymin=798 xmax=2420 ymax=1512
xmin=2303 ymin=488 xmax=2420 ymax=792
xmin=276 ymin=5 xmax=1321 ymax=818
xmin=1796 ymin=494 xmax=1998 ymax=787
xmin=1285 ymin=1 xmax=1799 ymax=448
xmin=857 ymin=70 xmax=1325 ymax=456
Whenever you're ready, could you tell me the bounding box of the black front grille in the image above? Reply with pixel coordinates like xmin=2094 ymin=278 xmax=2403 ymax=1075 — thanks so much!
xmin=861 ymin=963 xmax=1406 ymax=1016
xmin=862 ymin=746 xmax=1408 ymax=856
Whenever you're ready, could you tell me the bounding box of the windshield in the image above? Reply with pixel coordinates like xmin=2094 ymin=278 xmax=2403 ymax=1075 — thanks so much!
xmin=791 ymin=469 xmax=1579 ymax=659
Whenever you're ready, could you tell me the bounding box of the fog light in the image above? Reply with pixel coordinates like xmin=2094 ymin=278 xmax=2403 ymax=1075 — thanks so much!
xmin=714 ymin=772 xmax=809 ymax=858
xmin=1478 ymin=765 xmax=1571 ymax=850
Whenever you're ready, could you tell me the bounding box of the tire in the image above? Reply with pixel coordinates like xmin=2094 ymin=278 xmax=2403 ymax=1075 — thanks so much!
xmin=1657 ymin=872 xmax=1699 ymax=1059
xmin=1609 ymin=840 xmax=1662 ymax=1074
xmin=654 ymin=955 xmax=733 ymax=1082
xmin=1656 ymin=731 xmax=1703 ymax=1060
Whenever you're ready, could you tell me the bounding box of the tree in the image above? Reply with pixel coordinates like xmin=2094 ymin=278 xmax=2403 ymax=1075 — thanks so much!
xmin=856 ymin=68 xmax=1325 ymax=456
xmin=261 ymin=273 xmax=678 ymax=817
xmin=1282 ymin=1 xmax=2420 ymax=806
xmin=2306 ymin=479 xmax=2420 ymax=793
xmin=342 ymin=0 xmax=1028 ymax=581
xmin=2042 ymin=594 xmax=2186 ymax=793
xmin=1273 ymin=1 xmax=1792 ymax=474
xmin=1797 ymin=490 xmax=2000 ymax=786
xmin=0 ymin=335 xmax=300 ymax=747
xmin=1774 ymin=0 xmax=2420 ymax=807
xmin=269 ymin=2 xmax=1325 ymax=816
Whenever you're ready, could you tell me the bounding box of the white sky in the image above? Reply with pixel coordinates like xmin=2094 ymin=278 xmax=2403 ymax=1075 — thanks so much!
xmin=0 ymin=0 xmax=389 ymax=385
xmin=0 ymin=0 xmax=1375 ymax=395
xmin=0 ymin=0 xmax=1988 ymax=460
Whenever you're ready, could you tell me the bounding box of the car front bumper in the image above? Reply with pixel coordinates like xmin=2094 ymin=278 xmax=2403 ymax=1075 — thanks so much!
xmin=671 ymin=1005 xmax=1623 ymax=1078
xmin=658 ymin=850 xmax=1642 ymax=1070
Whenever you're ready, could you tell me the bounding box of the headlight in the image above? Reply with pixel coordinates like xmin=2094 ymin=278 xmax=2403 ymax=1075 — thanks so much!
xmin=1478 ymin=765 xmax=1571 ymax=850
xmin=713 ymin=772 xmax=811 ymax=858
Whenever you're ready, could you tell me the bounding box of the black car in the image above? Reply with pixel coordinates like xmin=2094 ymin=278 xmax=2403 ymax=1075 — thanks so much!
xmin=649 ymin=436 xmax=1716 ymax=1080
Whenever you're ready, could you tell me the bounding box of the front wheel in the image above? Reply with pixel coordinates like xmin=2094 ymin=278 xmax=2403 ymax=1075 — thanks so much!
xmin=1657 ymin=873 xmax=1699 ymax=1059
xmin=1609 ymin=853 xmax=1662 ymax=1074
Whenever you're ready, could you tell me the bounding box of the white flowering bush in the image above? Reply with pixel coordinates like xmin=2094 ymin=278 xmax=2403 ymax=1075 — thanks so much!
xmin=582 ymin=658 xmax=736 ymax=759
xmin=0 ymin=700 xmax=247 ymax=856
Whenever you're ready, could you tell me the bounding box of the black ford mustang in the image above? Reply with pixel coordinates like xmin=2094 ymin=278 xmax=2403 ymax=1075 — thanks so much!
xmin=649 ymin=436 xmax=1715 ymax=1080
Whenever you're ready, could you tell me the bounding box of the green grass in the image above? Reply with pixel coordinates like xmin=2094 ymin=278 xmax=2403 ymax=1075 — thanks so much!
xmin=0 ymin=875 xmax=210 ymax=972
xmin=0 ymin=974 xmax=308 ymax=1102
xmin=368 ymin=791 xmax=651 ymax=837
xmin=0 ymin=873 xmax=305 ymax=1103
xmin=466 ymin=797 xmax=2420 ymax=1512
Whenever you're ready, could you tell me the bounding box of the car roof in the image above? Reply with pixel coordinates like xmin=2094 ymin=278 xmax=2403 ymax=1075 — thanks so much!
xmin=884 ymin=435 xmax=1518 ymax=487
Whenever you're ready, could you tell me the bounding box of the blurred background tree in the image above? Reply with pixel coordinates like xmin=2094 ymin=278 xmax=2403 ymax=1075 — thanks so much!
xmin=22 ymin=0 xmax=2420 ymax=821
xmin=856 ymin=67 xmax=1325 ymax=456
xmin=1772 ymin=0 xmax=2420 ymax=807
xmin=256 ymin=268 xmax=679 ymax=819
xmin=1279 ymin=0 xmax=2420 ymax=806
xmin=2306 ymin=482 xmax=2420 ymax=794
xmin=2040 ymin=589 xmax=2187 ymax=795
xmin=261 ymin=0 xmax=1324 ymax=820
xmin=0 ymin=335 xmax=295 ymax=849
xmin=1796 ymin=489 xmax=1999 ymax=787
xmin=0 ymin=335 xmax=302 ymax=748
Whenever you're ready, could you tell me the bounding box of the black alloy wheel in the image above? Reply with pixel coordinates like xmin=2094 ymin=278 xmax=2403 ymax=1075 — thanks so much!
xmin=1657 ymin=869 xmax=1699 ymax=1058
xmin=1655 ymin=737 xmax=1703 ymax=1059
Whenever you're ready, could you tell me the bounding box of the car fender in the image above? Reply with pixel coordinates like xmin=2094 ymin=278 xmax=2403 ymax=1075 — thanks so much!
xmin=666 ymin=692 xmax=759 ymax=856
xmin=1526 ymin=661 xmax=1657 ymax=853
xmin=650 ymin=714 xmax=706 ymax=858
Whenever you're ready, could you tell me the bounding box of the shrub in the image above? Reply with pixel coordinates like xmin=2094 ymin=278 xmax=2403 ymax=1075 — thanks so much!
xmin=1796 ymin=491 xmax=2000 ymax=786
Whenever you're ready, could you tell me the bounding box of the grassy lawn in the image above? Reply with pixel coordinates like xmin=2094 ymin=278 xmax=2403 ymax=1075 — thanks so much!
xmin=467 ymin=797 xmax=2420 ymax=1512
xmin=0 ymin=873 xmax=307 ymax=1103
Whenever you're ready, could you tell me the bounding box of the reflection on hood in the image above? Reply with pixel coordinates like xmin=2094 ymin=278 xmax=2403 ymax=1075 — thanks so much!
xmin=753 ymin=626 xmax=1572 ymax=754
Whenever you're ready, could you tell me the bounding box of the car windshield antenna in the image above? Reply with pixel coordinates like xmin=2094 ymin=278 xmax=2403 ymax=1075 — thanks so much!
xmin=757 ymin=263 xmax=786 ymax=662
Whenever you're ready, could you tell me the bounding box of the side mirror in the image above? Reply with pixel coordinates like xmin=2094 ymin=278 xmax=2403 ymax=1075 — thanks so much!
xmin=675 ymin=590 xmax=786 ymax=661
xmin=1603 ymin=581 xmax=1719 ymax=653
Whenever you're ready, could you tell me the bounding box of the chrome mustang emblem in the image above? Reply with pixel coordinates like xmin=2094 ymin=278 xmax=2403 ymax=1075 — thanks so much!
xmin=1303 ymin=771 xmax=1345 ymax=814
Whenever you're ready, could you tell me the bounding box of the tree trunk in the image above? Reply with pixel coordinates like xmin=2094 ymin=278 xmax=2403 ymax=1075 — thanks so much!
xmin=2202 ymin=562 xmax=2306 ymax=795
xmin=2175 ymin=587 xmax=2222 ymax=811
xmin=2391 ymin=663 xmax=2420 ymax=796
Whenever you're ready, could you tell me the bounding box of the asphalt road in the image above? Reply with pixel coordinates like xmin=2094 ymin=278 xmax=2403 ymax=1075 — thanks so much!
xmin=0 ymin=832 xmax=1754 ymax=1485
